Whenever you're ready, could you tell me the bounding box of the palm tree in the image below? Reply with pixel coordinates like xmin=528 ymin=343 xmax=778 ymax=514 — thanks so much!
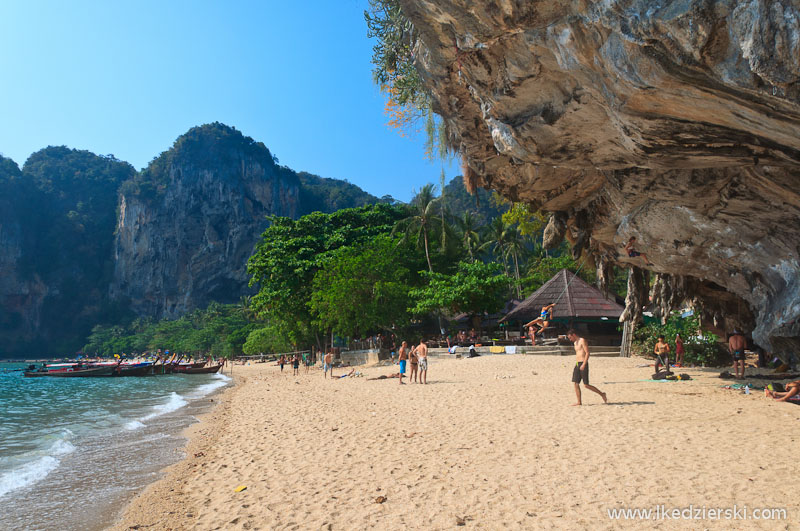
xmin=456 ymin=211 xmax=486 ymax=262
xmin=237 ymin=295 xmax=256 ymax=320
xmin=487 ymin=217 xmax=510 ymax=275
xmin=502 ymin=225 xmax=527 ymax=299
xmin=394 ymin=183 xmax=439 ymax=272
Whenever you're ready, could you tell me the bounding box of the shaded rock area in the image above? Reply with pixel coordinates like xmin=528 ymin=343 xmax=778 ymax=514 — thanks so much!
xmin=401 ymin=0 xmax=800 ymax=359
xmin=0 ymin=158 xmax=47 ymax=345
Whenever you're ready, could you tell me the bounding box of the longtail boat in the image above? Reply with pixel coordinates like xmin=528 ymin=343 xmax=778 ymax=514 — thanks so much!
xmin=112 ymin=362 xmax=155 ymax=377
xmin=173 ymin=363 xmax=223 ymax=374
xmin=24 ymin=365 xmax=118 ymax=377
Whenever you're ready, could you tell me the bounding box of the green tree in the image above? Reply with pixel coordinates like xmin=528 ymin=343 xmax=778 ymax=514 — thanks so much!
xmin=248 ymin=204 xmax=407 ymax=349
xmin=632 ymin=311 xmax=726 ymax=366
xmin=502 ymin=225 xmax=527 ymax=299
xmin=243 ymin=325 xmax=293 ymax=355
xmin=409 ymin=262 xmax=511 ymax=321
xmin=487 ymin=217 xmax=511 ymax=275
xmin=455 ymin=211 xmax=487 ymax=262
xmin=394 ymin=183 xmax=441 ymax=272
xmin=310 ymin=235 xmax=414 ymax=337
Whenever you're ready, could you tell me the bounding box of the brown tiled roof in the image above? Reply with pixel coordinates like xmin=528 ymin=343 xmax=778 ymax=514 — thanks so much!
xmin=501 ymin=269 xmax=623 ymax=322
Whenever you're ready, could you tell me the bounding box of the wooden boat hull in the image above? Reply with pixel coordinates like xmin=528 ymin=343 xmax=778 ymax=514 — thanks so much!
xmin=24 ymin=366 xmax=116 ymax=377
xmin=174 ymin=364 xmax=223 ymax=374
xmin=113 ymin=364 xmax=154 ymax=377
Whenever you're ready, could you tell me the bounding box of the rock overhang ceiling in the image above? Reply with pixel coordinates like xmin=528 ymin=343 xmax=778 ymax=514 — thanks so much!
xmin=400 ymin=0 xmax=800 ymax=358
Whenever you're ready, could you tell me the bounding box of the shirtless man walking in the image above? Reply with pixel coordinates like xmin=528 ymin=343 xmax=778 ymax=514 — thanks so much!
xmin=416 ymin=339 xmax=429 ymax=385
xmin=323 ymin=349 xmax=333 ymax=379
xmin=398 ymin=341 xmax=409 ymax=385
xmin=567 ymin=329 xmax=607 ymax=406
xmin=729 ymin=329 xmax=747 ymax=380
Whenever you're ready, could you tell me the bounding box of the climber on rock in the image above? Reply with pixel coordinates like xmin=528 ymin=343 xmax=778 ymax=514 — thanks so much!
xmin=625 ymin=236 xmax=653 ymax=266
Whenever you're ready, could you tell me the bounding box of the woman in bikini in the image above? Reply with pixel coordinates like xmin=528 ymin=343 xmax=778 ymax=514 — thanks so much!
xmin=409 ymin=346 xmax=419 ymax=383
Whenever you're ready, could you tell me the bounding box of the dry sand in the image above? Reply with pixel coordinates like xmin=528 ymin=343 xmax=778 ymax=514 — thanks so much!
xmin=111 ymin=355 xmax=800 ymax=530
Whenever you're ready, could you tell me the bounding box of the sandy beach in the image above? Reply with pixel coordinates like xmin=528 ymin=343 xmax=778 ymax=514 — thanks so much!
xmin=111 ymin=355 xmax=800 ymax=530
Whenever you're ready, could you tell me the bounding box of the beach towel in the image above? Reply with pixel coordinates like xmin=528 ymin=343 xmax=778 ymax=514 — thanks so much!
xmin=490 ymin=346 xmax=504 ymax=353
xmin=505 ymin=346 xmax=517 ymax=354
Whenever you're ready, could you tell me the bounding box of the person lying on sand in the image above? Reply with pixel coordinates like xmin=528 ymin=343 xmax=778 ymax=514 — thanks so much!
xmin=765 ymin=380 xmax=800 ymax=402
xmin=368 ymin=373 xmax=401 ymax=380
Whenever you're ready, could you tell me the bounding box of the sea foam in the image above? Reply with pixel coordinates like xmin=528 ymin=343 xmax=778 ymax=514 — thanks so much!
xmin=0 ymin=438 xmax=76 ymax=499
xmin=141 ymin=392 xmax=188 ymax=421
xmin=187 ymin=373 xmax=231 ymax=399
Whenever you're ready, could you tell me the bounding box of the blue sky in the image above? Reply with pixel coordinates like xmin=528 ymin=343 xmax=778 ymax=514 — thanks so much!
xmin=0 ymin=0 xmax=458 ymax=201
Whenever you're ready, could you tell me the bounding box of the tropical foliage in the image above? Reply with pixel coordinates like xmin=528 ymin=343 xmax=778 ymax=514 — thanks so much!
xmin=409 ymin=261 xmax=510 ymax=317
xmin=83 ymin=303 xmax=259 ymax=358
xmin=247 ymin=204 xmax=408 ymax=348
xmin=632 ymin=311 xmax=727 ymax=366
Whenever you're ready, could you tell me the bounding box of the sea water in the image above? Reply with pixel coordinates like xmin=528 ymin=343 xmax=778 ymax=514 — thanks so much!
xmin=0 ymin=362 xmax=231 ymax=530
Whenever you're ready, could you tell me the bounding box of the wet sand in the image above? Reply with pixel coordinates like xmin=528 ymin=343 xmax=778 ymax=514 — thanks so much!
xmin=111 ymin=355 xmax=800 ymax=530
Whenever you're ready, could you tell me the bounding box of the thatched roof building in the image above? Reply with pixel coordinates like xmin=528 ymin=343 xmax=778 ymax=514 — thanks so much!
xmin=502 ymin=269 xmax=623 ymax=324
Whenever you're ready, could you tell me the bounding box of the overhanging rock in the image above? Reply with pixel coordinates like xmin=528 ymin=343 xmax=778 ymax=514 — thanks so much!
xmin=401 ymin=0 xmax=800 ymax=359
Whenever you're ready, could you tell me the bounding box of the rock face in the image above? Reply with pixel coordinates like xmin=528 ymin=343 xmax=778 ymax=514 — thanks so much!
xmin=401 ymin=0 xmax=800 ymax=358
xmin=110 ymin=124 xmax=301 ymax=318
xmin=0 ymin=159 xmax=47 ymax=346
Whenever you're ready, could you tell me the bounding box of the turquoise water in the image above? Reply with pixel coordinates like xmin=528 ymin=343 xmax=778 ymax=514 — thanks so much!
xmin=0 ymin=362 xmax=231 ymax=530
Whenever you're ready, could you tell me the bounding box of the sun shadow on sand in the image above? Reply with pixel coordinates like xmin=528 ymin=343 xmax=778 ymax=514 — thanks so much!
xmin=606 ymin=401 xmax=656 ymax=406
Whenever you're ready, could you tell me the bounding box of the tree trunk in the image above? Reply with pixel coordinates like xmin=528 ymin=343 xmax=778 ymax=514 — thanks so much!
xmin=423 ymin=229 xmax=434 ymax=272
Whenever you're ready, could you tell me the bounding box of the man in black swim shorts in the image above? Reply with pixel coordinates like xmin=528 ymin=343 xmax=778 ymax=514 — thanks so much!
xmin=728 ymin=329 xmax=747 ymax=380
xmin=567 ymin=329 xmax=607 ymax=406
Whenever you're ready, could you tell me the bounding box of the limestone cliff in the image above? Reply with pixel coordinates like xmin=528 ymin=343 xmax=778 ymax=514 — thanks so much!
xmin=401 ymin=0 xmax=800 ymax=357
xmin=110 ymin=123 xmax=301 ymax=318
xmin=0 ymin=158 xmax=47 ymax=347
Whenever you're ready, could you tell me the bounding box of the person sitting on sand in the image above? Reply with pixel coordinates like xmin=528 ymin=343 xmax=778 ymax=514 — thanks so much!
xmin=765 ymin=380 xmax=800 ymax=402
xmin=457 ymin=329 xmax=467 ymax=346
xmin=409 ymin=345 xmax=419 ymax=383
xmin=624 ymin=236 xmax=654 ymax=266
xmin=524 ymin=303 xmax=556 ymax=339
xmin=323 ymin=350 xmax=333 ymax=379
xmin=526 ymin=325 xmax=537 ymax=345
xmin=654 ymin=335 xmax=671 ymax=374
xmin=567 ymin=329 xmax=608 ymax=406
xmin=398 ymin=341 xmax=409 ymax=385
xmin=729 ymin=329 xmax=747 ymax=380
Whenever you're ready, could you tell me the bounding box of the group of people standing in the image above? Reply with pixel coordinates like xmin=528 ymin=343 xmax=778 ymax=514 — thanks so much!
xmin=278 ymin=353 xmax=310 ymax=376
xmin=396 ymin=339 xmax=429 ymax=385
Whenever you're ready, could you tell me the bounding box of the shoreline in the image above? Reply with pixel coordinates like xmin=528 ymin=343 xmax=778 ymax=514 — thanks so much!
xmin=109 ymin=367 xmax=242 ymax=530
xmin=110 ymin=356 xmax=799 ymax=530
